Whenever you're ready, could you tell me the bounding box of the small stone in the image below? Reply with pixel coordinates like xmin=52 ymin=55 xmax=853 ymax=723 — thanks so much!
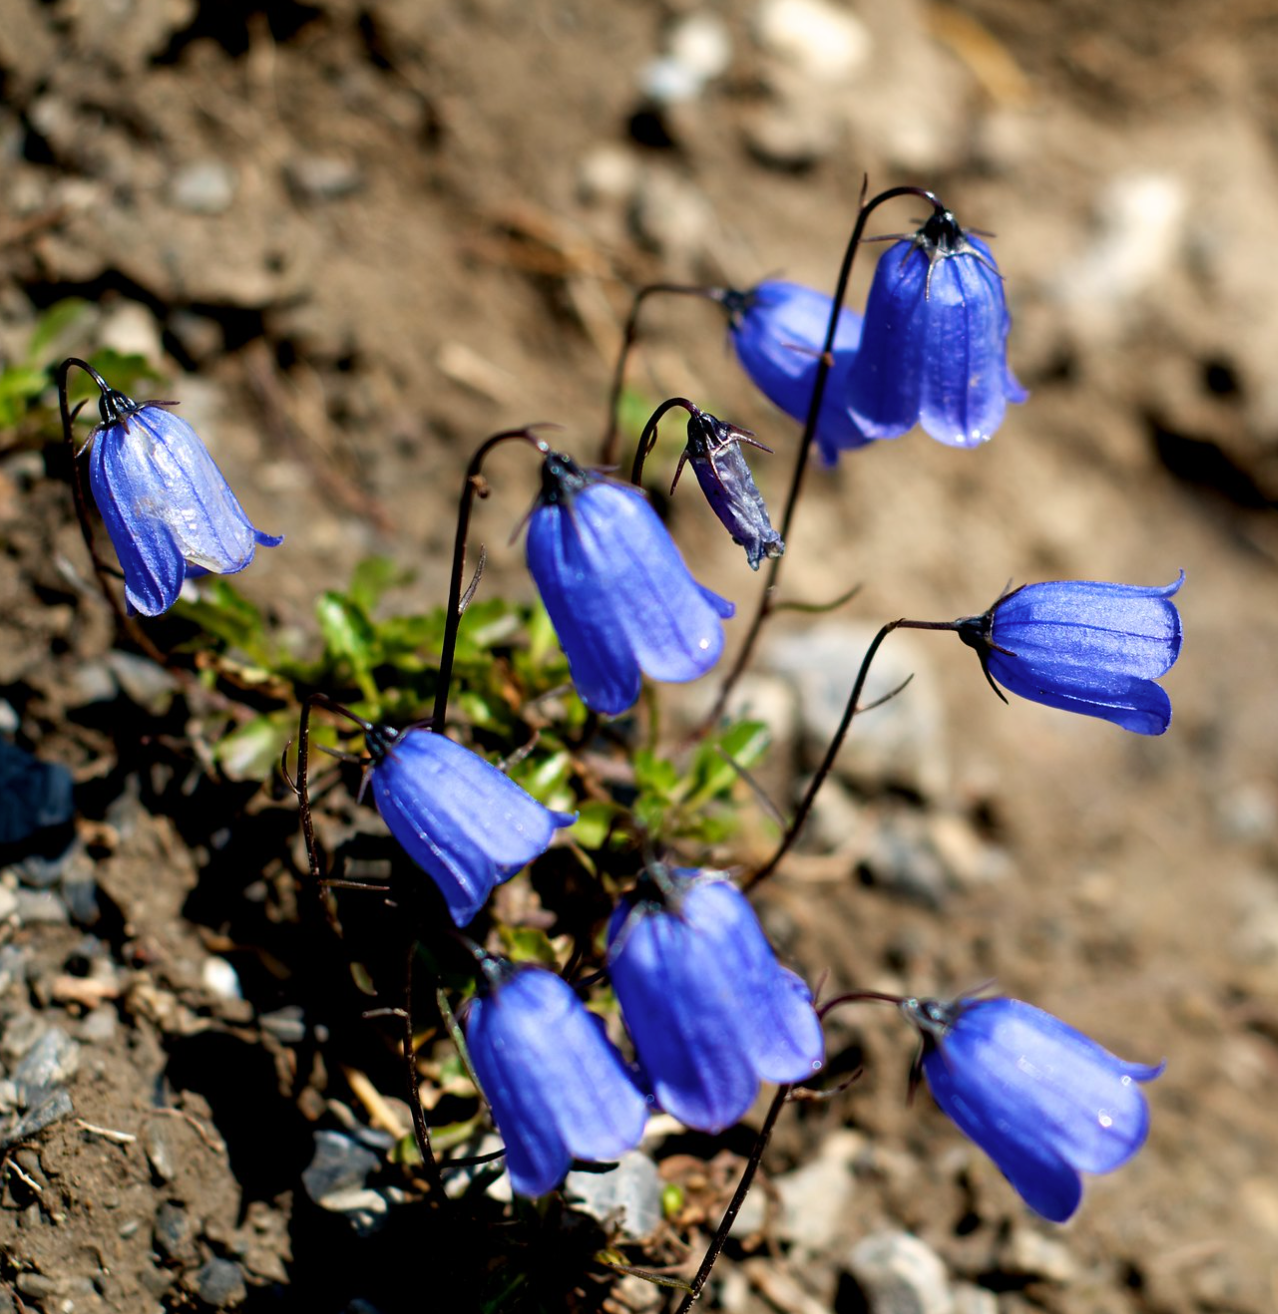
xmin=201 ymin=957 xmax=242 ymax=1001
xmin=13 ymin=1026 xmax=80 ymax=1094
xmin=950 ymin=1283 xmax=997 ymax=1314
xmin=302 ymin=1130 xmax=381 ymax=1206
xmin=153 ymin=1200 xmax=197 ymax=1265
xmin=577 ymin=146 xmax=640 ymax=207
xmin=190 ymin=1256 xmax=247 ymax=1308
xmin=564 ymin=1150 xmax=664 ymax=1241
xmin=170 ymin=160 xmax=238 ymax=215
xmin=13 ymin=889 xmax=69 ymax=925
xmin=106 ymin=652 xmax=178 ymax=715
xmin=5 ymin=1087 xmax=74 ymax=1144
xmin=285 ymin=155 xmax=363 ymax=203
xmin=145 ymin=1124 xmax=176 ymax=1183
xmin=0 ymin=887 xmax=17 ymax=922
xmin=844 ymin=1230 xmax=954 ymax=1314
xmin=316 ymin=1186 xmax=390 ymax=1233
xmin=772 ymin=1129 xmax=862 ymax=1255
xmin=755 ymin=0 xmax=872 ymax=83
xmin=1001 ymin=1228 xmax=1077 ymax=1284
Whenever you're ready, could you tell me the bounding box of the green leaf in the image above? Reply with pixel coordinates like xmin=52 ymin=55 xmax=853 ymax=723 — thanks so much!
xmin=171 ymin=578 xmax=273 ymax=663
xmin=347 ymin=555 xmax=412 ymax=614
xmin=570 ymin=800 xmax=621 ymax=850
xmin=497 ymin=925 xmax=560 ymax=968
xmin=316 ymin=591 xmax=379 ymax=701
xmin=213 ymin=709 xmax=299 ymax=782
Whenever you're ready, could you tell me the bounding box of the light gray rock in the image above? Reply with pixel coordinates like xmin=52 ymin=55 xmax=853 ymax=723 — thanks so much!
xmin=302 ymin=1130 xmax=381 ymax=1206
xmin=564 ymin=1150 xmax=664 ymax=1241
xmin=845 ymin=1230 xmax=954 ymax=1314
xmin=170 ymin=160 xmax=237 ymax=215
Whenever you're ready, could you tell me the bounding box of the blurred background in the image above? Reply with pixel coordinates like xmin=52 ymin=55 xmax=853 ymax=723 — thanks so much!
xmin=1 ymin=1 xmax=1276 ymax=1310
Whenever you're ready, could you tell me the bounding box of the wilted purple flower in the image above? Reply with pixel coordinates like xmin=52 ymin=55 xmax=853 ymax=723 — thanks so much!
xmin=844 ymin=209 xmax=1026 ymax=448
xmin=903 ymin=995 xmax=1163 ymax=1222
xmin=366 ymin=724 xmax=574 ymax=926
xmin=525 ymin=451 xmax=734 ymax=716
xmin=607 ymin=869 xmax=824 ymax=1132
xmin=465 ymin=961 xmax=648 ymax=1198
xmin=86 ymin=388 xmax=281 ymax=616
xmin=956 ymin=573 xmax=1184 ymax=734
xmin=722 ymin=280 xmax=870 ymax=466
xmin=674 ymin=409 xmax=783 ymax=570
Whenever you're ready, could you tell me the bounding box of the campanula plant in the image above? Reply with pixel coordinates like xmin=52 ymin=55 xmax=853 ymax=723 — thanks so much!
xmin=607 ymin=868 xmax=824 ymax=1132
xmin=844 ymin=208 xmax=1026 ymax=448
xmin=82 ymin=380 xmax=281 ymax=616
xmin=674 ymin=409 xmax=783 ymax=570
xmin=465 ymin=959 xmax=648 ymax=1198
xmin=956 ymin=573 xmax=1184 ymax=734
xmin=721 ymin=280 xmax=870 ymax=465
xmin=901 ymin=995 xmax=1163 ymax=1222
xmin=366 ymin=722 xmax=574 ymax=926
xmin=525 ymin=450 xmax=734 ymax=715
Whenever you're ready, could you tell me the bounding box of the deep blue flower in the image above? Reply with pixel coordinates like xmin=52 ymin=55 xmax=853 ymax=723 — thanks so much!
xmin=86 ymin=390 xmax=281 ymax=616
xmin=607 ymin=869 xmax=824 ymax=1132
xmin=366 ymin=724 xmax=574 ymax=926
xmin=722 ymin=280 xmax=870 ymax=466
xmin=844 ymin=209 xmax=1026 ymax=448
xmin=902 ymin=995 xmax=1163 ymax=1222
xmin=675 ymin=409 xmax=783 ymax=570
xmin=465 ymin=961 xmax=649 ymax=1197
xmin=525 ymin=452 xmax=734 ymax=716
xmin=957 ymin=573 xmax=1184 ymax=734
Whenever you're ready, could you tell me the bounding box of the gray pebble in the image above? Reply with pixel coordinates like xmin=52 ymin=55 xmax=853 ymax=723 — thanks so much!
xmin=0 ymin=887 xmax=17 ymax=922
xmin=170 ymin=160 xmax=238 ymax=215
xmin=301 ymin=1130 xmax=381 ymax=1206
xmin=13 ymin=1026 xmax=80 ymax=1094
xmin=4 ymin=1086 xmax=74 ymax=1145
xmin=845 ymin=1230 xmax=954 ymax=1314
xmin=154 ymin=1200 xmax=197 ymax=1265
xmin=191 ymin=1257 xmax=247 ymax=1308
xmin=13 ymin=888 xmax=69 ymax=926
xmin=106 ymin=651 xmax=178 ymax=714
xmin=145 ymin=1123 xmax=176 ymax=1183
xmin=80 ymin=1005 xmax=118 ymax=1045
xmin=0 ymin=944 xmax=28 ymax=992
xmin=285 ymin=155 xmax=363 ymax=202
xmin=563 ymin=1150 xmax=664 ymax=1241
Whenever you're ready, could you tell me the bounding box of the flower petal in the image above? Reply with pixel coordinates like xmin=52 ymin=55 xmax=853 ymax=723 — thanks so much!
xmin=986 ymin=654 xmax=1174 ymax=734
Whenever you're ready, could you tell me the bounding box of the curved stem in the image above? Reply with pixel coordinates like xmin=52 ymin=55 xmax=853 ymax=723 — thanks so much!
xmin=600 ymin=283 xmax=724 ymax=468
xmin=674 ymin=1082 xmax=791 ymax=1314
xmin=431 ymin=428 xmax=550 ymax=731
xmin=630 ymin=396 xmax=696 ymax=487
xmin=745 ymin=615 xmax=956 ymax=891
xmin=402 ymin=944 xmax=447 ymax=1198
xmin=701 ymin=186 xmax=945 ymax=730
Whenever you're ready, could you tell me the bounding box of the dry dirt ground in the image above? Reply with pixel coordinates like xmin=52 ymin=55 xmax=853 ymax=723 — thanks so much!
xmin=1 ymin=1 xmax=1277 ymax=1311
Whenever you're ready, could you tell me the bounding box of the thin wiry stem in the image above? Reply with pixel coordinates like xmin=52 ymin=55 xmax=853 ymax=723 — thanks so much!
xmin=630 ymin=396 xmax=696 ymax=487
xmin=432 ymin=427 xmax=550 ymax=731
xmin=701 ymin=186 xmax=944 ymax=730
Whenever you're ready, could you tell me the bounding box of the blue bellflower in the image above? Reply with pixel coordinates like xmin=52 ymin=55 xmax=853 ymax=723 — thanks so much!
xmin=86 ymin=388 xmax=281 ymax=616
xmin=525 ymin=452 xmax=734 ymax=716
xmin=607 ymin=869 xmax=824 ymax=1132
xmin=956 ymin=573 xmax=1184 ymax=734
xmin=674 ymin=409 xmax=784 ymax=570
xmin=722 ymin=281 xmax=870 ymax=466
xmin=465 ymin=961 xmax=648 ymax=1198
xmin=902 ymin=995 xmax=1163 ymax=1222
xmin=366 ymin=724 xmax=574 ymax=926
xmin=844 ymin=209 xmax=1026 ymax=448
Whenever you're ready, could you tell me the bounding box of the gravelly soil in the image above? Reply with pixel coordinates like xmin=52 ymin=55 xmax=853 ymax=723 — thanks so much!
xmin=1 ymin=1 xmax=1277 ymax=1311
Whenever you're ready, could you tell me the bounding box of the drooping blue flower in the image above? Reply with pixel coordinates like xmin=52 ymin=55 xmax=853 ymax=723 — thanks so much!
xmin=85 ymin=389 xmax=281 ymax=616
xmin=525 ymin=451 xmax=734 ymax=716
xmin=721 ymin=280 xmax=870 ymax=466
xmin=956 ymin=573 xmax=1184 ymax=734
xmin=607 ymin=869 xmax=824 ymax=1132
xmin=366 ymin=724 xmax=574 ymax=926
xmin=465 ymin=961 xmax=649 ymax=1198
xmin=675 ymin=409 xmax=784 ymax=570
xmin=902 ymin=995 xmax=1163 ymax=1222
xmin=844 ymin=210 xmax=1027 ymax=448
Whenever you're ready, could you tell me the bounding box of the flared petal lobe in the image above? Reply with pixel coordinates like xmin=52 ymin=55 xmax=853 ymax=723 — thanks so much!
xmin=844 ymin=212 xmax=1025 ymax=448
xmin=369 ymin=727 xmax=574 ymax=926
xmin=907 ymin=996 xmax=1163 ymax=1223
xmin=466 ymin=965 xmax=648 ymax=1197
xmin=726 ymin=281 xmax=870 ymax=465
xmin=971 ymin=574 xmax=1184 ymax=734
xmin=86 ymin=399 xmax=280 ymax=616
xmin=525 ymin=454 xmax=733 ymax=715
xmin=607 ymin=871 xmax=823 ymax=1132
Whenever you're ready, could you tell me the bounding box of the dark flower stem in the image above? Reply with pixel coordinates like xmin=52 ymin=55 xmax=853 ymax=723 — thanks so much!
xmin=432 ymin=427 xmax=551 ymax=731
xmin=55 ymin=357 xmax=170 ymax=668
xmin=600 ymin=284 xmax=724 ymax=468
xmin=702 ymin=186 xmax=945 ymax=731
xmin=745 ymin=617 xmax=957 ymax=891
xmin=674 ymin=1082 xmax=791 ymax=1314
xmin=630 ymin=396 xmax=697 ymax=486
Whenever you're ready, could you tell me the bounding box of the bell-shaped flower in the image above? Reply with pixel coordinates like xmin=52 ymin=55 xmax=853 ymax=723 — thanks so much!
xmin=366 ymin=724 xmax=574 ymax=926
xmin=722 ymin=281 xmax=870 ymax=466
xmin=902 ymin=995 xmax=1163 ymax=1222
xmin=607 ymin=869 xmax=824 ymax=1132
xmin=525 ymin=451 xmax=734 ymax=716
xmin=86 ymin=389 xmax=281 ymax=616
xmin=674 ymin=409 xmax=783 ymax=570
xmin=956 ymin=573 xmax=1184 ymax=734
xmin=844 ymin=209 xmax=1026 ymax=448
xmin=465 ymin=961 xmax=649 ymax=1198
